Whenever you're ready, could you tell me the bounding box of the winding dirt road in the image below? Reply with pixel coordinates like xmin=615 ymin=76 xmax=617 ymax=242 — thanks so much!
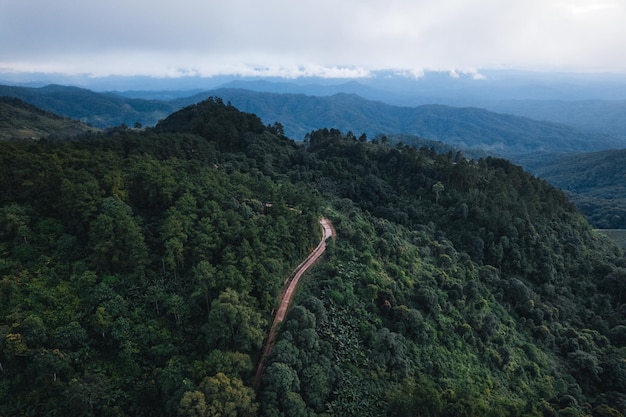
xmin=254 ymin=217 xmax=335 ymax=391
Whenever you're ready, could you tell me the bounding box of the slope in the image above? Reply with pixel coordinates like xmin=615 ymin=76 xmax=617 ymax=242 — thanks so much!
xmin=177 ymin=88 xmax=625 ymax=157
xmin=0 ymin=84 xmax=174 ymax=128
xmin=0 ymin=96 xmax=98 ymax=140
xmin=483 ymin=99 xmax=626 ymax=139
xmin=527 ymin=149 xmax=626 ymax=229
xmin=5 ymin=83 xmax=623 ymax=161
xmin=0 ymin=98 xmax=322 ymax=416
xmin=254 ymin=218 xmax=335 ymax=390
xmin=1 ymin=98 xmax=625 ymax=417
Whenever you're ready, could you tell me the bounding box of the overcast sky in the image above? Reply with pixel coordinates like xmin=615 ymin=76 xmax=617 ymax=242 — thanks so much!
xmin=1 ymin=0 xmax=625 ymax=78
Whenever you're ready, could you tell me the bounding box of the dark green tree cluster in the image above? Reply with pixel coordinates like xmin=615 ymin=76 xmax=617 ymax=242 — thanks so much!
xmin=2 ymin=100 xmax=626 ymax=417
xmin=0 ymin=100 xmax=322 ymax=416
xmin=259 ymin=128 xmax=626 ymax=416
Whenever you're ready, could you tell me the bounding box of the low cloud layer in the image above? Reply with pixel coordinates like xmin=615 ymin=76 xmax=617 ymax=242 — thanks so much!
xmin=2 ymin=0 xmax=625 ymax=77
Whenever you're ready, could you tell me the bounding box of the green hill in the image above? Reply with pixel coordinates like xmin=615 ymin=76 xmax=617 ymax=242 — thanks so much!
xmin=0 ymin=84 xmax=174 ymax=128
xmin=3 ymin=84 xmax=623 ymax=160
xmin=0 ymin=96 xmax=98 ymax=140
xmin=596 ymin=229 xmax=626 ymax=249
xmin=527 ymin=149 xmax=626 ymax=229
xmin=1 ymin=99 xmax=625 ymax=417
xmin=177 ymin=89 xmax=626 ymax=157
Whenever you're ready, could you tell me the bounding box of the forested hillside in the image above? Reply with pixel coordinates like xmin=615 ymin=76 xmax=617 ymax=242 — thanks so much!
xmin=1 ymin=99 xmax=625 ymax=417
xmin=482 ymin=99 xmax=626 ymax=139
xmin=175 ymin=89 xmax=625 ymax=157
xmin=0 ymin=96 xmax=97 ymax=140
xmin=3 ymin=83 xmax=624 ymax=161
xmin=527 ymin=149 xmax=626 ymax=229
xmin=0 ymin=84 xmax=173 ymax=128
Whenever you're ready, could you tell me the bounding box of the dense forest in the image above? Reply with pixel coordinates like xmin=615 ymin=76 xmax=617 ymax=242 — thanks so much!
xmin=3 ymin=84 xmax=624 ymax=158
xmin=0 ymin=96 xmax=97 ymax=141
xmin=0 ymin=84 xmax=173 ymax=128
xmin=526 ymin=149 xmax=626 ymax=229
xmin=1 ymin=98 xmax=625 ymax=417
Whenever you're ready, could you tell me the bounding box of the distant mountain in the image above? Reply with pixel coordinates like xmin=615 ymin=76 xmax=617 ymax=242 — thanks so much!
xmin=526 ymin=149 xmax=626 ymax=229
xmin=3 ymin=83 xmax=625 ymax=160
xmin=113 ymin=88 xmax=207 ymax=101
xmin=528 ymin=149 xmax=626 ymax=194
xmin=177 ymin=89 xmax=626 ymax=158
xmin=0 ymin=96 xmax=97 ymax=140
xmin=0 ymin=84 xmax=174 ymax=128
xmin=201 ymin=75 xmax=626 ymax=139
xmin=489 ymin=99 xmax=626 ymax=139
xmin=215 ymin=79 xmax=393 ymax=101
xmin=5 ymin=70 xmax=626 ymax=137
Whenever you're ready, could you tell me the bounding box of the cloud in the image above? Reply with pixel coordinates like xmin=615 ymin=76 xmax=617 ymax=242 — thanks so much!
xmin=2 ymin=0 xmax=626 ymax=77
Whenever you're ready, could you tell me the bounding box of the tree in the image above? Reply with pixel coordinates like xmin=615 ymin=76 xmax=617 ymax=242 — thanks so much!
xmin=262 ymin=362 xmax=300 ymax=409
xmin=161 ymin=193 xmax=198 ymax=278
xmin=205 ymin=289 xmax=266 ymax=352
xmin=280 ymin=392 xmax=313 ymax=417
xmin=58 ymin=172 xmax=101 ymax=237
xmin=373 ymin=327 xmax=409 ymax=379
xmin=269 ymin=338 xmax=302 ymax=372
xmin=164 ymin=293 xmax=188 ymax=325
xmin=178 ymin=373 xmax=257 ymax=417
xmin=0 ymin=203 xmax=32 ymax=244
xmin=267 ymin=122 xmax=285 ymax=137
xmin=31 ymin=348 xmax=71 ymax=384
xmin=432 ymin=181 xmax=445 ymax=204
xmin=192 ymin=261 xmax=218 ymax=312
xmin=202 ymin=373 xmax=256 ymax=417
xmin=178 ymin=391 xmax=207 ymax=417
xmin=88 ymin=197 xmax=148 ymax=275
xmin=386 ymin=376 xmax=443 ymax=417
xmin=300 ymin=363 xmax=331 ymax=412
xmin=51 ymin=320 xmax=87 ymax=349
xmin=63 ymin=373 xmax=115 ymax=416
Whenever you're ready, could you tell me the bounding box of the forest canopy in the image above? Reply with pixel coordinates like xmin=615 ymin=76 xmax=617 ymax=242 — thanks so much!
xmin=1 ymin=98 xmax=625 ymax=417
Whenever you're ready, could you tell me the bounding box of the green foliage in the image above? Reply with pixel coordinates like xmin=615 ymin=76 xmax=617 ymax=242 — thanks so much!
xmin=205 ymin=289 xmax=266 ymax=352
xmin=178 ymin=372 xmax=257 ymax=417
xmin=0 ymin=95 xmax=97 ymax=140
xmin=0 ymin=84 xmax=173 ymax=128
xmin=89 ymin=196 xmax=149 ymax=274
xmin=1 ymin=100 xmax=625 ymax=417
xmin=528 ymin=149 xmax=626 ymax=229
xmin=0 ymin=101 xmax=322 ymax=416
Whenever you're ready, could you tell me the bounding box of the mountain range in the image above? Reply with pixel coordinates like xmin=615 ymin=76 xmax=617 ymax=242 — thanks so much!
xmin=0 ymin=84 xmax=173 ymax=128
xmin=3 ymin=81 xmax=626 ymax=230
xmin=2 ymin=96 xmax=626 ymax=416
xmin=2 ymin=83 xmax=625 ymax=162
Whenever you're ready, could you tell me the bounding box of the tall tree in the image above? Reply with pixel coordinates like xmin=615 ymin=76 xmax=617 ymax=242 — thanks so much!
xmin=205 ymin=289 xmax=266 ymax=352
xmin=88 ymin=197 xmax=148 ymax=275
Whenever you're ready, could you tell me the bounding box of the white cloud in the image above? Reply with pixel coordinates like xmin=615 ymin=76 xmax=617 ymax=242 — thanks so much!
xmin=1 ymin=0 xmax=626 ymax=77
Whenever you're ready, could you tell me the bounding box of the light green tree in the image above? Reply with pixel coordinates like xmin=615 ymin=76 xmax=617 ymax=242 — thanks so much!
xmin=432 ymin=181 xmax=445 ymax=204
xmin=178 ymin=373 xmax=257 ymax=417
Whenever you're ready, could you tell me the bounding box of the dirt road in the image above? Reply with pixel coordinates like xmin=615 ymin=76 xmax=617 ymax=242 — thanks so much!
xmin=254 ymin=217 xmax=335 ymax=390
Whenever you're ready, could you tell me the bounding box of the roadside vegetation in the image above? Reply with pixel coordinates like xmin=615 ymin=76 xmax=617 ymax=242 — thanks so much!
xmin=1 ymin=98 xmax=625 ymax=416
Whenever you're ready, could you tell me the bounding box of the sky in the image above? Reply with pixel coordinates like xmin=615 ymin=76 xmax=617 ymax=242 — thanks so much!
xmin=1 ymin=0 xmax=626 ymax=79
